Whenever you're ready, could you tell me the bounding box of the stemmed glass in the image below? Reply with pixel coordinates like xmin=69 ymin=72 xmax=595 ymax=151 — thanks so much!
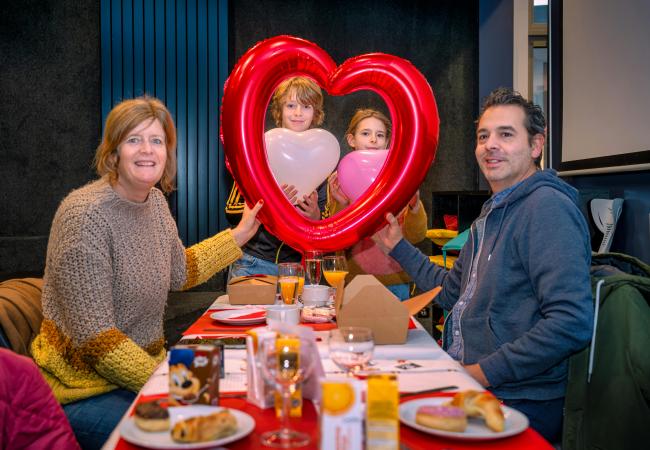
xmin=259 ymin=335 xmax=312 ymax=447
xmin=329 ymin=327 xmax=375 ymax=376
xmin=277 ymin=263 xmax=302 ymax=305
xmin=322 ymin=255 xmax=348 ymax=311
xmin=304 ymin=250 xmax=323 ymax=286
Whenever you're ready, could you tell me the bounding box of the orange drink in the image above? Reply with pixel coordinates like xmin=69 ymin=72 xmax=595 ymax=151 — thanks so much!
xmin=323 ymin=270 xmax=348 ymax=287
xmin=297 ymin=276 xmax=305 ymax=296
xmin=320 ymin=378 xmax=363 ymax=449
xmin=278 ymin=276 xmax=298 ymax=304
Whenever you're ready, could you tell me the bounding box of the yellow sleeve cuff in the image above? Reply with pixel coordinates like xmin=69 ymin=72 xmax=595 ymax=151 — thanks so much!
xmin=183 ymin=230 xmax=243 ymax=290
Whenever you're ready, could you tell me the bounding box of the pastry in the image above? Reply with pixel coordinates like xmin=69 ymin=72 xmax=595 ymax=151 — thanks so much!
xmin=415 ymin=405 xmax=467 ymax=432
xmin=446 ymin=390 xmax=505 ymax=432
xmin=133 ymin=400 xmax=170 ymax=432
xmin=171 ymin=409 xmax=237 ymax=443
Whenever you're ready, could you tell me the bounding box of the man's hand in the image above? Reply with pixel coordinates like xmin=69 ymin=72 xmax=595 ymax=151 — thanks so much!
xmin=462 ymin=363 xmax=490 ymax=387
xmin=297 ymin=191 xmax=321 ymax=220
xmin=231 ymin=200 xmax=263 ymax=247
xmin=408 ymin=191 xmax=420 ymax=213
xmin=328 ymin=172 xmax=350 ymax=207
xmin=371 ymin=213 xmax=404 ymax=254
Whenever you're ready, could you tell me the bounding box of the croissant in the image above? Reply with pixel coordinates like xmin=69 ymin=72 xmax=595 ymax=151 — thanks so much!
xmin=446 ymin=390 xmax=505 ymax=432
xmin=171 ymin=409 xmax=238 ymax=443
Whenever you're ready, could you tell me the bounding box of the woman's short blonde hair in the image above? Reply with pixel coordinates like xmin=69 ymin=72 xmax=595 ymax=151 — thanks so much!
xmin=345 ymin=108 xmax=392 ymax=147
xmin=270 ymin=77 xmax=324 ymax=127
xmin=94 ymin=97 xmax=177 ymax=193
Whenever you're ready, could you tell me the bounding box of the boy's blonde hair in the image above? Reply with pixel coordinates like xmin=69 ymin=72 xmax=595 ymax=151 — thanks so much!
xmin=94 ymin=97 xmax=177 ymax=193
xmin=345 ymin=108 xmax=392 ymax=146
xmin=270 ymin=77 xmax=324 ymax=127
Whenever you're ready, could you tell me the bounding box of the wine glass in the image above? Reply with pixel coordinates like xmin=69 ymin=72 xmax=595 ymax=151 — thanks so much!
xmin=277 ymin=263 xmax=301 ymax=305
xmin=323 ymin=255 xmax=348 ymax=310
xmin=259 ymin=335 xmax=312 ymax=447
xmin=304 ymin=250 xmax=323 ymax=285
xmin=329 ymin=327 xmax=374 ymax=376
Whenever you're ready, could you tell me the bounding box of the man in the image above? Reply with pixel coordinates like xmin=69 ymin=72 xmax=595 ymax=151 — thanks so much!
xmin=373 ymin=87 xmax=593 ymax=442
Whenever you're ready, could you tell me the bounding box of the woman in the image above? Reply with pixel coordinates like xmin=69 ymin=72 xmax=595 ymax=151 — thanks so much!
xmin=30 ymin=97 xmax=262 ymax=449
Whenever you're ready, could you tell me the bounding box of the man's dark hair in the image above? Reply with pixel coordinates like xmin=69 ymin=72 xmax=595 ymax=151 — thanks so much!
xmin=478 ymin=87 xmax=546 ymax=166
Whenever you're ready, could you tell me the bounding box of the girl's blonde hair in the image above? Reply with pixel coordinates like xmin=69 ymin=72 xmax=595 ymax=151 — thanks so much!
xmin=345 ymin=108 xmax=392 ymax=147
xmin=94 ymin=97 xmax=177 ymax=193
xmin=270 ymin=77 xmax=324 ymax=127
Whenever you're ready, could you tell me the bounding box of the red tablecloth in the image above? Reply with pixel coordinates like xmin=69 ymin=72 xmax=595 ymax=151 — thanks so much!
xmin=115 ymin=392 xmax=551 ymax=450
xmin=183 ymin=309 xmax=416 ymax=336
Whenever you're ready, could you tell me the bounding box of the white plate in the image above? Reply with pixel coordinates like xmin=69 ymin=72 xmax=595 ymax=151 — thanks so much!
xmin=210 ymin=308 xmax=266 ymax=325
xmin=399 ymin=397 xmax=529 ymax=441
xmin=120 ymin=406 xmax=255 ymax=449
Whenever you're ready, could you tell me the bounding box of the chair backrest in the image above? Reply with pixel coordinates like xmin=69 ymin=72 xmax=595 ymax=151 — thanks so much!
xmin=0 ymin=278 xmax=44 ymax=355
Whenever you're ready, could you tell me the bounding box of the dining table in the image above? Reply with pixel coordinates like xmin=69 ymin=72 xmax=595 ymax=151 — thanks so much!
xmin=102 ymin=295 xmax=552 ymax=450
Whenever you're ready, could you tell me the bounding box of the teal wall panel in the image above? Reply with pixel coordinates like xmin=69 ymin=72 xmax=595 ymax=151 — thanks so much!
xmin=100 ymin=0 xmax=229 ymax=246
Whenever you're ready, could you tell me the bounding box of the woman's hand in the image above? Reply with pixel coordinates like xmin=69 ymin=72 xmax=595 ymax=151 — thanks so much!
xmin=297 ymin=191 xmax=321 ymax=220
xmin=371 ymin=213 xmax=404 ymax=254
xmin=231 ymin=200 xmax=263 ymax=247
xmin=328 ymin=172 xmax=350 ymax=207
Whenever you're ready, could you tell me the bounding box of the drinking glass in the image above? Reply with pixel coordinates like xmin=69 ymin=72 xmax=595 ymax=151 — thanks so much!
xmin=304 ymin=250 xmax=323 ymax=285
xmin=329 ymin=327 xmax=374 ymax=376
xmin=323 ymin=255 xmax=348 ymax=309
xmin=278 ymin=263 xmax=301 ymax=305
xmin=259 ymin=336 xmax=312 ymax=447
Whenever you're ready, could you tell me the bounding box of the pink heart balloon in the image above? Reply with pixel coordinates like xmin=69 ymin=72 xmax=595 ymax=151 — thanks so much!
xmin=337 ymin=150 xmax=388 ymax=203
xmin=265 ymin=128 xmax=340 ymax=202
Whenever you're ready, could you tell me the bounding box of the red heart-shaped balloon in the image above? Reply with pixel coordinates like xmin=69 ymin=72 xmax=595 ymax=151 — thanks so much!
xmin=221 ymin=35 xmax=439 ymax=253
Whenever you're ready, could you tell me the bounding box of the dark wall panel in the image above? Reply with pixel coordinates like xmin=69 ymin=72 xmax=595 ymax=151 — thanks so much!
xmin=0 ymin=0 xmax=101 ymax=279
xmin=230 ymin=0 xmax=480 ymax=223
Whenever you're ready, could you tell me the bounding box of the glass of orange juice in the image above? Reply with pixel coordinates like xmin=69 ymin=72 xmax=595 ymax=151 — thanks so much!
xmin=323 ymin=255 xmax=348 ymax=308
xmin=278 ymin=263 xmax=301 ymax=305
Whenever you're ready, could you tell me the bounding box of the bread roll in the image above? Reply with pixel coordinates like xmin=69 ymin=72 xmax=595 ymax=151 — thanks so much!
xmin=446 ymin=390 xmax=505 ymax=432
xmin=171 ymin=409 xmax=237 ymax=443
xmin=415 ymin=405 xmax=467 ymax=432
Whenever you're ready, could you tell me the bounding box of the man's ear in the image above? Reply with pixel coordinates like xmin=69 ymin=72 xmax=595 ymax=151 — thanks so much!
xmin=531 ymin=134 xmax=544 ymax=159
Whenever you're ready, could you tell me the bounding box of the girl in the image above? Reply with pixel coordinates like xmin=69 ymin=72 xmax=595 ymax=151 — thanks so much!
xmin=328 ymin=108 xmax=427 ymax=300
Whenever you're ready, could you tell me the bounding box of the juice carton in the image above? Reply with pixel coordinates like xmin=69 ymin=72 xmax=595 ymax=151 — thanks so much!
xmin=366 ymin=373 xmax=399 ymax=450
xmin=319 ymin=378 xmax=363 ymax=450
xmin=274 ymin=335 xmax=302 ymax=418
xmin=168 ymin=344 xmax=221 ymax=406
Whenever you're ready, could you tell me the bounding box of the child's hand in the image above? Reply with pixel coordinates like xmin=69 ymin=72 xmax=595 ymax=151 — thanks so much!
xmin=231 ymin=200 xmax=263 ymax=247
xmin=281 ymin=183 xmax=298 ymax=204
xmin=328 ymin=172 xmax=350 ymax=206
xmin=297 ymin=191 xmax=321 ymax=220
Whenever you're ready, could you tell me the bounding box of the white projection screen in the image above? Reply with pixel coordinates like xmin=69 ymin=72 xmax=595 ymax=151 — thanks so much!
xmin=549 ymin=0 xmax=650 ymax=174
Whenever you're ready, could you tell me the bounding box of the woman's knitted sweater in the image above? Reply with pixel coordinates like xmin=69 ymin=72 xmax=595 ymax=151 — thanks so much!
xmin=30 ymin=178 xmax=242 ymax=404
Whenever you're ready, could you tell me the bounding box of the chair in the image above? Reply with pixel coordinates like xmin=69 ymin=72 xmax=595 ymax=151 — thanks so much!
xmin=441 ymin=228 xmax=470 ymax=268
xmin=0 ymin=278 xmax=44 ymax=355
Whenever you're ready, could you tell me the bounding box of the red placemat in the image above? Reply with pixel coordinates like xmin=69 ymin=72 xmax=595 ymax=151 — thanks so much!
xmin=398 ymin=393 xmax=552 ymax=450
xmin=183 ymin=310 xmax=342 ymax=336
xmin=114 ymin=394 xmax=319 ymax=450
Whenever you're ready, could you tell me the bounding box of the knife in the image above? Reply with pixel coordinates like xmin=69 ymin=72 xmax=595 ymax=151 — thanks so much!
xmin=399 ymin=385 xmax=458 ymax=397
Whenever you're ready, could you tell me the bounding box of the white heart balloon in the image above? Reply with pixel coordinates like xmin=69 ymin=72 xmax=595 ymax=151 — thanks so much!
xmin=265 ymin=128 xmax=340 ymax=203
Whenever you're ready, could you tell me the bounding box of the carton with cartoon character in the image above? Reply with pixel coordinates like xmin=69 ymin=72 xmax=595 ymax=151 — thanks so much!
xmin=169 ymin=344 xmax=221 ymax=406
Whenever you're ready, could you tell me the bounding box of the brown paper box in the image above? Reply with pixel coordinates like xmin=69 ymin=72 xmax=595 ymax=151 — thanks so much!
xmin=227 ymin=275 xmax=277 ymax=305
xmin=337 ymin=275 xmax=410 ymax=345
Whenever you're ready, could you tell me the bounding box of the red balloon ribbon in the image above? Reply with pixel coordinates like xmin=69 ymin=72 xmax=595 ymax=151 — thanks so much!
xmin=221 ymin=35 xmax=439 ymax=253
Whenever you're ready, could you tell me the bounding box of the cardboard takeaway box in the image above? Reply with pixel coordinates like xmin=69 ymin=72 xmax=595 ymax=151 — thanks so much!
xmin=337 ymin=275 xmax=409 ymax=345
xmin=337 ymin=275 xmax=442 ymax=345
xmin=227 ymin=275 xmax=277 ymax=305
